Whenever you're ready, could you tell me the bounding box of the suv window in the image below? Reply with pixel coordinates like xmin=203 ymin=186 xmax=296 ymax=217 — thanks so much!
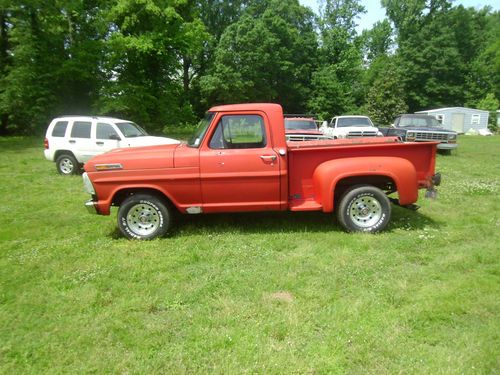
xmin=209 ymin=115 xmax=266 ymax=149
xmin=71 ymin=121 xmax=92 ymax=138
xmin=96 ymin=123 xmax=119 ymax=140
xmin=52 ymin=121 xmax=68 ymax=137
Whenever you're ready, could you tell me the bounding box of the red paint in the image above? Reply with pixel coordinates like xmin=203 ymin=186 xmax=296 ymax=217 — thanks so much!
xmin=84 ymin=104 xmax=438 ymax=216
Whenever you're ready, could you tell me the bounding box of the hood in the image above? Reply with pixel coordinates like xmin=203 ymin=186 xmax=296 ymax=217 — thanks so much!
xmin=337 ymin=126 xmax=378 ymax=132
xmin=84 ymin=143 xmax=180 ymax=172
xmin=122 ymin=135 xmax=180 ymax=147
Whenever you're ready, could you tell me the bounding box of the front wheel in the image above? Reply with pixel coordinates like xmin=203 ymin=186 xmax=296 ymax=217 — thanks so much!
xmin=336 ymin=185 xmax=391 ymax=233
xmin=118 ymin=194 xmax=172 ymax=240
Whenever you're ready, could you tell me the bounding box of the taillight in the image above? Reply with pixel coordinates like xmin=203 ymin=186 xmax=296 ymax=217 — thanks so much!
xmin=44 ymin=138 xmax=49 ymax=149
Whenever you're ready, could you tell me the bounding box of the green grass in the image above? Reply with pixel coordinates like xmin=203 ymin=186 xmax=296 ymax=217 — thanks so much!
xmin=0 ymin=136 xmax=499 ymax=373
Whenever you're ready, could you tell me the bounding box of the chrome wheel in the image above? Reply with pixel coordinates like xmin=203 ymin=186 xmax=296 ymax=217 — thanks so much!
xmin=348 ymin=195 xmax=383 ymax=228
xmin=59 ymin=157 xmax=74 ymax=174
xmin=126 ymin=203 xmax=161 ymax=237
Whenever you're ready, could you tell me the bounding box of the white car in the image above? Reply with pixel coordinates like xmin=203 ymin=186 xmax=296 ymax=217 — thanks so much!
xmin=44 ymin=116 xmax=180 ymax=175
xmin=319 ymin=115 xmax=382 ymax=139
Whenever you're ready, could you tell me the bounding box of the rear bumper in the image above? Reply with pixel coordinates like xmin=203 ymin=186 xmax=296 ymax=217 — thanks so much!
xmin=85 ymin=200 xmax=98 ymax=214
xmin=44 ymin=149 xmax=55 ymax=161
xmin=437 ymin=142 xmax=458 ymax=150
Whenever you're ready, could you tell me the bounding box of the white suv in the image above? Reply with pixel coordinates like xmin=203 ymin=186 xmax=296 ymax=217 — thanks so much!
xmin=44 ymin=116 xmax=179 ymax=175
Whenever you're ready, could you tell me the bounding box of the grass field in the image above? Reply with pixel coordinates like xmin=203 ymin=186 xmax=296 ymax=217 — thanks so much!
xmin=0 ymin=135 xmax=499 ymax=374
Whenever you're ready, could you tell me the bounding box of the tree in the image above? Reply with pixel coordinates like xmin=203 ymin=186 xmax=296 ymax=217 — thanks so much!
xmin=308 ymin=0 xmax=365 ymax=117
xmin=201 ymin=0 xmax=318 ymax=113
xmin=364 ymin=57 xmax=408 ymax=125
xmin=382 ymin=0 xmax=468 ymax=111
xmin=0 ymin=0 xmax=108 ymax=134
xmin=361 ymin=19 xmax=393 ymax=63
xmin=97 ymin=0 xmax=208 ymax=132
xmin=0 ymin=2 xmax=11 ymax=135
xmin=476 ymin=93 xmax=499 ymax=132
xmin=462 ymin=9 xmax=500 ymax=105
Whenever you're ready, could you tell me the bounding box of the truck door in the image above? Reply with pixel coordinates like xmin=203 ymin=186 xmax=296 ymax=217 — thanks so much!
xmin=199 ymin=113 xmax=281 ymax=212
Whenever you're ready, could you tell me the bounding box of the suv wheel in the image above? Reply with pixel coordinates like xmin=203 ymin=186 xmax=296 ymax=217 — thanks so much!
xmin=56 ymin=154 xmax=79 ymax=175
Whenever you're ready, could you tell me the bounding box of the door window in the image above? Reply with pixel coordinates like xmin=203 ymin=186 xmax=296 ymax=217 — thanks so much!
xmin=96 ymin=123 xmax=120 ymax=140
xmin=209 ymin=115 xmax=266 ymax=149
xmin=70 ymin=121 xmax=92 ymax=138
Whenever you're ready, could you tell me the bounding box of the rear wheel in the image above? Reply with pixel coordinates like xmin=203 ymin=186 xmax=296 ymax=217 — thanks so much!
xmin=56 ymin=154 xmax=79 ymax=175
xmin=118 ymin=194 xmax=172 ymax=240
xmin=337 ymin=185 xmax=391 ymax=233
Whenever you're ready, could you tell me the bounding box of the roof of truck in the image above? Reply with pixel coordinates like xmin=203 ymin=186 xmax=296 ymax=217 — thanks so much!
xmin=208 ymin=103 xmax=283 ymax=113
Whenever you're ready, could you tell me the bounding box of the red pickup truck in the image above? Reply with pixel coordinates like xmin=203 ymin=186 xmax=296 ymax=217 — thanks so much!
xmin=82 ymin=103 xmax=440 ymax=240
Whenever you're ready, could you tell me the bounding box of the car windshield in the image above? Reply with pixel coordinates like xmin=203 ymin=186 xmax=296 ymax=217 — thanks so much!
xmin=336 ymin=117 xmax=373 ymax=127
xmin=115 ymin=122 xmax=148 ymax=137
xmin=399 ymin=116 xmax=442 ymax=127
xmin=284 ymin=119 xmax=317 ymax=130
xmin=188 ymin=112 xmax=215 ymax=147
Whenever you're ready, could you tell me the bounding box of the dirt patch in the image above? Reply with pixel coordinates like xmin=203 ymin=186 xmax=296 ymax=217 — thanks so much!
xmin=267 ymin=291 xmax=294 ymax=303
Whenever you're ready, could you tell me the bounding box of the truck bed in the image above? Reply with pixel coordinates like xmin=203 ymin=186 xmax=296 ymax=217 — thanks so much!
xmin=286 ymin=137 xmax=438 ymax=211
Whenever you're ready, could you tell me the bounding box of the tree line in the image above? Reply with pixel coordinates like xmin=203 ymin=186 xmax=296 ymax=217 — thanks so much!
xmin=0 ymin=0 xmax=498 ymax=136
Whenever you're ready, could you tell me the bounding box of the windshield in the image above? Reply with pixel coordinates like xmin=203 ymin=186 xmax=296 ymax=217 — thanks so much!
xmin=399 ymin=116 xmax=442 ymax=127
xmin=188 ymin=112 xmax=215 ymax=147
xmin=336 ymin=117 xmax=373 ymax=127
xmin=284 ymin=119 xmax=317 ymax=130
xmin=115 ymin=122 xmax=148 ymax=137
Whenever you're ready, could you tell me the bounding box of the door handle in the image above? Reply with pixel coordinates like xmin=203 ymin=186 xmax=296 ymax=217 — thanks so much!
xmin=69 ymin=140 xmax=76 ymax=144
xmin=96 ymin=141 xmax=104 ymax=145
xmin=260 ymin=155 xmax=277 ymax=161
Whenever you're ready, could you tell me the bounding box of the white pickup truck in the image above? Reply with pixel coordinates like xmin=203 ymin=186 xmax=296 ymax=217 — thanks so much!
xmin=319 ymin=115 xmax=382 ymax=139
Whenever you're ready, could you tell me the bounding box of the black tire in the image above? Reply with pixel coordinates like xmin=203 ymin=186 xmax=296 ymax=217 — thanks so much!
xmin=56 ymin=154 xmax=79 ymax=175
xmin=336 ymin=185 xmax=391 ymax=233
xmin=118 ymin=194 xmax=172 ymax=240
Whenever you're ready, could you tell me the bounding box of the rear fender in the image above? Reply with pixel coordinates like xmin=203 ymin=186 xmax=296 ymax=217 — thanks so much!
xmin=312 ymin=157 xmax=418 ymax=212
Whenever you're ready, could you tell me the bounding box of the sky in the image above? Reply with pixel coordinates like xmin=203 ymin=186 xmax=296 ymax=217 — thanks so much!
xmin=298 ymin=0 xmax=500 ymax=32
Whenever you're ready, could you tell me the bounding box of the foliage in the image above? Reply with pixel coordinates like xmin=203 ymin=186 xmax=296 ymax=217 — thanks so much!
xmin=307 ymin=0 xmax=365 ymax=117
xmin=364 ymin=57 xmax=408 ymax=126
xmin=0 ymin=1 xmax=498 ymax=133
xmin=361 ymin=19 xmax=393 ymax=63
xmin=1 ymin=135 xmax=499 ymax=372
xmin=476 ymin=93 xmax=499 ymax=132
xmin=200 ymin=0 xmax=317 ymax=114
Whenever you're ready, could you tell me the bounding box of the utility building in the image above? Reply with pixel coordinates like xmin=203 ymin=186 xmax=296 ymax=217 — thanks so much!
xmin=415 ymin=107 xmax=489 ymax=133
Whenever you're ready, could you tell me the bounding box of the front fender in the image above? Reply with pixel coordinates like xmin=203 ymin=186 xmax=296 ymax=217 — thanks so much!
xmin=312 ymin=156 xmax=418 ymax=212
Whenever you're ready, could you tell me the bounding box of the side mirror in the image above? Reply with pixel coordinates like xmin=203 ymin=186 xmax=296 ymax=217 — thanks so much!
xmin=109 ymin=133 xmax=121 ymax=141
xmin=321 ymin=121 xmax=328 ymax=128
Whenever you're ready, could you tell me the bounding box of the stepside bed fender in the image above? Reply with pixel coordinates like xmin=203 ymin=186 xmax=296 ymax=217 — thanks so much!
xmin=312 ymin=156 xmax=418 ymax=212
